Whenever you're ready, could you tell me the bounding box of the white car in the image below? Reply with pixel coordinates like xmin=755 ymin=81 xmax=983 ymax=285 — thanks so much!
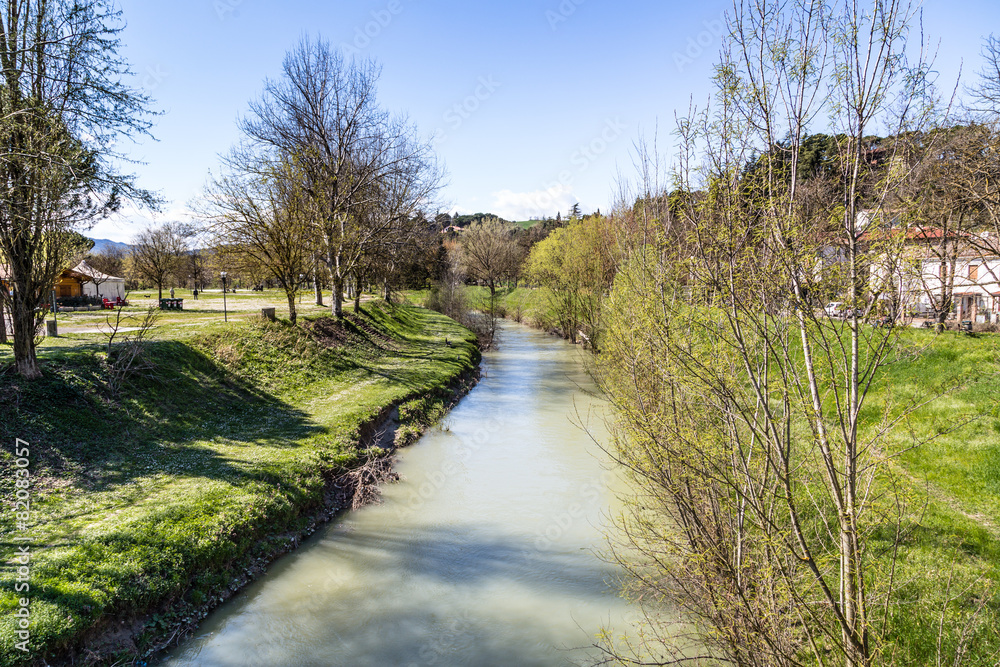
xmin=824 ymin=302 xmax=845 ymax=318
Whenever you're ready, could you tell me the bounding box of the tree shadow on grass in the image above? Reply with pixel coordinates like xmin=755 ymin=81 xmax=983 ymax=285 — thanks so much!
xmin=0 ymin=339 xmax=324 ymax=494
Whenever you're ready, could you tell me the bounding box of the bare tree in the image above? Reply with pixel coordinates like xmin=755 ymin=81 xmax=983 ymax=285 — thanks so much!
xmin=101 ymin=303 xmax=158 ymax=397
xmin=238 ymin=37 xmax=442 ymax=317
xmin=459 ymin=218 xmax=522 ymax=346
xmin=893 ymin=126 xmax=990 ymax=330
xmin=969 ymin=35 xmax=1000 ymax=116
xmin=367 ymin=135 xmax=443 ymax=302
xmin=130 ymin=223 xmax=191 ymax=300
xmin=598 ymin=2 xmax=961 ymax=666
xmin=80 ymin=245 xmax=126 ymax=298
xmin=87 ymin=246 xmax=126 ymax=285
xmin=205 ymin=156 xmax=317 ymax=323
xmin=460 ymin=218 xmax=522 ymax=301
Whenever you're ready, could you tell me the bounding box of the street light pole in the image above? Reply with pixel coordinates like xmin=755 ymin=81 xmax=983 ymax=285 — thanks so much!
xmin=221 ymin=271 xmax=228 ymax=322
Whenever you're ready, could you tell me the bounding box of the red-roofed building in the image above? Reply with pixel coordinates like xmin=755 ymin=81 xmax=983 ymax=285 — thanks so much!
xmin=819 ymin=209 xmax=998 ymax=323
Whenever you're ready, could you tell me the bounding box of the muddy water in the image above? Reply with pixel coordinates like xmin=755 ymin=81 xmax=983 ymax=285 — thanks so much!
xmin=159 ymin=323 xmax=633 ymax=666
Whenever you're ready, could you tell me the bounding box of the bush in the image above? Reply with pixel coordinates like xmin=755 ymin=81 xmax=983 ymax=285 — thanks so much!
xmin=56 ymin=295 xmax=102 ymax=308
xmin=424 ymin=282 xmax=495 ymax=349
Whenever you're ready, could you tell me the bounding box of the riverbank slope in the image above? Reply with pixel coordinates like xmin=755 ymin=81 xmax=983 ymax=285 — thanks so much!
xmin=0 ymin=302 xmax=479 ymax=666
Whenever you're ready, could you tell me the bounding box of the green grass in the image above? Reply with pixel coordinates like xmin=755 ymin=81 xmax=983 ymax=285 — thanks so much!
xmin=849 ymin=329 xmax=1000 ymax=663
xmin=0 ymin=301 xmax=478 ymax=665
xmin=657 ymin=316 xmax=1000 ymax=661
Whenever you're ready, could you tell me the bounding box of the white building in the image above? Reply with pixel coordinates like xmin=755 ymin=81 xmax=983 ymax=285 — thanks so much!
xmin=72 ymin=261 xmax=126 ymax=300
xmin=915 ymin=254 xmax=1000 ymax=323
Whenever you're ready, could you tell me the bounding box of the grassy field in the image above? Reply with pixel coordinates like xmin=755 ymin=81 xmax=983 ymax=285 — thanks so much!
xmin=0 ymin=294 xmax=478 ymax=665
xmin=21 ymin=288 xmax=337 ymax=348
xmin=856 ymin=330 xmax=1000 ymax=663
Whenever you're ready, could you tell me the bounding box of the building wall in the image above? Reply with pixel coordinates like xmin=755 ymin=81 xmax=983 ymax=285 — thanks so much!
xmin=82 ymin=279 xmax=125 ymax=299
xmin=55 ymin=276 xmax=83 ymax=298
xmin=916 ymin=257 xmax=1000 ymax=321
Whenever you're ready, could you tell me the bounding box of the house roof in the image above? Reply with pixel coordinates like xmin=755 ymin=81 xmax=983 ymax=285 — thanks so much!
xmin=72 ymin=261 xmax=123 ymax=282
xmin=858 ymin=225 xmax=968 ymax=243
xmin=0 ymin=262 xmax=124 ymax=283
xmin=905 ymin=227 xmax=950 ymax=240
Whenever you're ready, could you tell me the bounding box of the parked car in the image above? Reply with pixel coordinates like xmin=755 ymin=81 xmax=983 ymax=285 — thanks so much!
xmin=824 ymin=302 xmax=845 ymax=318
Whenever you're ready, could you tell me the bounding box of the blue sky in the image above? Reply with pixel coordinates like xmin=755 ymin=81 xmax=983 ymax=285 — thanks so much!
xmin=92 ymin=0 xmax=1000 ymax=242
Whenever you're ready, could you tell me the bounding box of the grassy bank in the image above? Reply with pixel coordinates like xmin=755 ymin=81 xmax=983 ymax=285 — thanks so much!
xmin=860 ymin=329 xmax=1000 ymax=663
xmin=601 ymin=305 xmax=1000 ymax=662
xmin=0 ymin=301 xmax=478 ymax=665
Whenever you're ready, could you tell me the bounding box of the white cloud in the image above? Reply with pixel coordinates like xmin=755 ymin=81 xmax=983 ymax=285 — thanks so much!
xmin=85 ymin=203 xmax=198 ymax=243
xmin=490 ymin=184 xmax=581 ymax=221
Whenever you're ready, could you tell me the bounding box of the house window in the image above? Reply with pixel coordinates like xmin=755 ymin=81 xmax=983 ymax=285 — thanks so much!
xmin=970 ymin=264 xmax=980 ymax=281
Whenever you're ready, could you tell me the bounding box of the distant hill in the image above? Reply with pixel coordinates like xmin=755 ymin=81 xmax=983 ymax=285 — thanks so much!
xmin=436 ymin=213 xmax=510 ymax=227
xmin=88 ymin=238 xmax=130 ymax=254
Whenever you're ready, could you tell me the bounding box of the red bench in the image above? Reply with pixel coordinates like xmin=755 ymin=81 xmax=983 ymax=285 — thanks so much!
xmin=103 ymin=297 xmax=129 ymax=309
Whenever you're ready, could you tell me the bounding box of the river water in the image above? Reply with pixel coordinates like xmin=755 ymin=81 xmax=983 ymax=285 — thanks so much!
xmin=158 ymin=323 xmax=633 ymax=667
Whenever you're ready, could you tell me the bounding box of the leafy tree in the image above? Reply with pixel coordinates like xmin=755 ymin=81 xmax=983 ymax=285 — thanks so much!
xmin=526 ymin=216 xmax=616 ymax=349
xmin=0 ymin=0 xmax=156 ymax=378
xmin=597 ymin=2 xmax=963 ymax=665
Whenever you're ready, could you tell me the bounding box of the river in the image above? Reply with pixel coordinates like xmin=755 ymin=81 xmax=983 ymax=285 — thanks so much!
xmin=158 ymin=322 xmax=633 ymax=666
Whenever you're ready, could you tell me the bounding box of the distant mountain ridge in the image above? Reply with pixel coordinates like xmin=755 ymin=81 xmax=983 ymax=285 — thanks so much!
xmin=88 ymin=238 xmax=130 ymax=254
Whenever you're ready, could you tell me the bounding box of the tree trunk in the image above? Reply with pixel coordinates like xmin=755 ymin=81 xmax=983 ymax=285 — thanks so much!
xmin=12 ymin=299 xmax=41 ymax=379
xmin=383 ymin=277 xmax=391 ymax=302
xmin=286 ymin=290 xmax=298 ymax=325
xmin=158 ymin=283 xmax=163 ymax=300
xmin=332 ymin=276 xmax=344 ymax=318
xmin=314 ymin=278 xmax=323 ymax=306
xmin=0 ymin=301 xmax=8 ymax=345
xmin=327 ymin=241 xmax=345 ymax=318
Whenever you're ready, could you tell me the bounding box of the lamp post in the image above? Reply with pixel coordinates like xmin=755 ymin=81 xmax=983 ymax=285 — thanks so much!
xmin=221 ymin=271 xmax=228 ymax=322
